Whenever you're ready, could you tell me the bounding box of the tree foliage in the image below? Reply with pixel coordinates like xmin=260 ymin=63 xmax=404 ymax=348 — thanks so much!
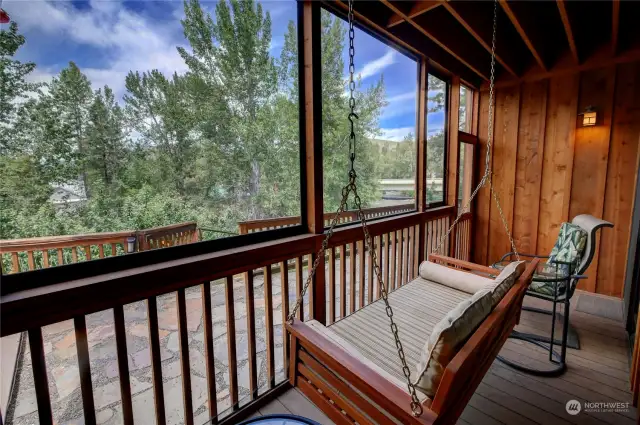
xmin=1 ymin=1 xmax=428 ymax=243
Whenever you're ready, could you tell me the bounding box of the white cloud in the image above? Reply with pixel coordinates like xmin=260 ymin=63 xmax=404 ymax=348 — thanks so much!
xmin=7 ymin=0 xmax=187 ymax=100
xmin=382 ymin=90 xmax=416 ymax=121
xmin=357 ymin=49 xmax=395 ymax=81
xmin=379 ymin=126 xmax=415 ymax=142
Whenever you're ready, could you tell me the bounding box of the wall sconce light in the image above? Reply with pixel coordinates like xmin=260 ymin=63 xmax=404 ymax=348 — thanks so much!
xmin=126 ymin=236 xmax=137 ymax=253
xmin=580 ymin=106 xmax=597 ymax=127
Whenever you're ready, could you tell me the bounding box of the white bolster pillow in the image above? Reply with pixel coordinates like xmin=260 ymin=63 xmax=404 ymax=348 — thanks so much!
xmin=418 ymin=261 xmax=493 ymax=294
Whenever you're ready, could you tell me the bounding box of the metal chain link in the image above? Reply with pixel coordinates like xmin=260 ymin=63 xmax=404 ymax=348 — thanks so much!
xmin=432 ymin=0 xmax=519 ymax=261
xmin=287 ymin=0 xmax=423 ymax=416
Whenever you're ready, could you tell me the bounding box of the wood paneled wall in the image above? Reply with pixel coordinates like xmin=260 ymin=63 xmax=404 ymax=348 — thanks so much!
xmin=472 ymin=62 xmax=640 ymax=297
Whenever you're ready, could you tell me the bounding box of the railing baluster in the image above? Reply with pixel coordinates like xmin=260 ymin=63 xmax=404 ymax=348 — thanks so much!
xmin=28 ymin=328 xmax=53 ymax=425
xmin=328 ymin=248 xmax=336 ymax=324
xmin=113 ymin=305 xmax=134 ymax=425
xmin=224 ymin=276 xmax=239 ymax=410
xmin=27 ymin=251 xmax=35 ymax=270
xmin=279 ymin=261 xmax=290 ymax=372
xmin=201 ymin=281 xmax=217 ymax=422
xmin=57 ymin=248 xmax=64 ymax=266
xmin=264 ymin=265 xmax=275 ymax=389
xmin=389 ymin=232 xmax=396 ymax=291
xmin=357 ymin=240 xmax=365 ymax=309
xmin=84 ymin=245 xmax=91 ymax=261
xmin=404 ymin=227 xmax=410 ymax=282
xmin=340 ymin=245 xmax=346 ymax=319
xmin=98 ymin=244 xmax=105 ymax=259
xmin=295 ymin=257 xmax=304 ymax=320
xmin=111 ymin=244 xmax=117 ymax=256
xmin=74 ymin=316 xmax=96 ymax=425
xmin=407 ymin=227 xmax=414 ymax=280
xmin=176 ymin=288 xmax=194 ymax=425
xmin=396 ymin=229 xmax=404 ymax=287
xmin=384 ymin=233 xmax=390 ymax=295
xmin=11 ymin=252 xmax=19 ymax=273
xmin=245 ymin=270 xmax=258 ymax=399
xmin=307 ymin=253 xmax=314 ymax=319
xmin=147 ymin=297 xmax=167 ymax=425
xmin=349 ymin=242 xmax=356 ymax=314
xmin=368 ymin=237 xmax=374 ymax=304
xmin=42 ymin=250 xmax=49 ymax=268
xmin=378 ymin=234 xmax=384 ymax=300
xmin=71 ymin=246 xmax=78 ymax=263
xmin=414 ymin=225 xmax=420 ymax=275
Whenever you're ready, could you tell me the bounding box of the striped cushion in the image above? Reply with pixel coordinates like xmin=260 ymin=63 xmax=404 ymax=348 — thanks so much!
xmin=328 ymin=278 xmax=470 ymax=396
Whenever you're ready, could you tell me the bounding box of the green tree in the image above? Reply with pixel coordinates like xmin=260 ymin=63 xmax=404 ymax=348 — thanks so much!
xmin=124 ymin=70 xmax=198 ymax=195
xmin=86 ymin=85 xmax=127 ymax=189
xmin=179 ymin=0 xmax=278 ymax=218
xmin=0 ymin=22 xmax=41 ymax=153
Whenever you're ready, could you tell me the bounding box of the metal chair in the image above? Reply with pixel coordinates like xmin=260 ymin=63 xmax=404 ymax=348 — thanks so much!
xmin=495 ymin=214 xmax=613 ymax=376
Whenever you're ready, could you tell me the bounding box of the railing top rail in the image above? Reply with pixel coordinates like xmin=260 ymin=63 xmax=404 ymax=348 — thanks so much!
xmin=237 ymin=202 xmax=415 ymax=229
xmin=0 ymin=231 xmax=135 ymax=251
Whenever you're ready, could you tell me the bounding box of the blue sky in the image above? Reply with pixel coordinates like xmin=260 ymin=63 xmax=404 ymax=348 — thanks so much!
xmin=3 ymin=0 xmax=444 ymax=142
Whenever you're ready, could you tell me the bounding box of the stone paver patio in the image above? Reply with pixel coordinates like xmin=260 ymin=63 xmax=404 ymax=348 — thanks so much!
xmin=5 ymin=257 xmax=384 ymax=425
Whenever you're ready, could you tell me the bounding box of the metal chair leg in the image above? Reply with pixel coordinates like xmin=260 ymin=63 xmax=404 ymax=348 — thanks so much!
xmin=518 ymin=304 xmax=580 ymax=349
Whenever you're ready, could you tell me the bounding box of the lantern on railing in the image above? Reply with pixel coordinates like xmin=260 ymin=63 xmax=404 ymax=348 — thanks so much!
xmin=126 ymin=236 xmax=136 ymax=253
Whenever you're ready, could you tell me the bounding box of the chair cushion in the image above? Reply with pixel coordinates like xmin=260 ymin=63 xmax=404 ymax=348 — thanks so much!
xmin=412 ymin=289 xmax=493 ymax=397
xmin=482 ymin=261 xmax=526 ymax=307
xmin=547 ymin=222 xmax=587 ymax=272
xmin=528 ymin=222 xmax=587 ymax=296
xmin=419 ymin=261 xmax=493 ymax=294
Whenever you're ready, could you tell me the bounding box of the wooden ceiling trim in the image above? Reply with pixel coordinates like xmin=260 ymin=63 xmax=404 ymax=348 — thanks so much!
xmin=387 ymin=0 xmax=442 ymax=28
xmin=556 ymin=0 xmax=579 ymax=63
xmin=612 ymin=0 xmax=620 ymax=55
xmin=380 ymin=0 xmax=490 ymax=81
xmin=498 ymin=0 xmax=548 ymax=71
xmin=442 ymin=2 xmax=517 ymax=77
xmin=330 ymin=0 xmax=481 ymax=88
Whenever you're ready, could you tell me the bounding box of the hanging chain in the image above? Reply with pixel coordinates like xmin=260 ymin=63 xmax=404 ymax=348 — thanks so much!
xmin=432 ymin=0 xmax=518 ymax=261
xmin=287 ymin=0 xmax=423 ymax=416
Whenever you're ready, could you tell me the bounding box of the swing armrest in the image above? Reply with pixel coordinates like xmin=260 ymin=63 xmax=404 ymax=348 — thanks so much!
xmin=499 ymin=252 xmax=549 ymax=263
xmin=429 ymin=254 xmax=497 ymax=275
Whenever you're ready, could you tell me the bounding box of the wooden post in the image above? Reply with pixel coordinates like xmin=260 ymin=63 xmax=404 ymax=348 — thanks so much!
xmin=417 ymin=58 xmax=428 ymax=265
xmin=301 ymin=1 xmax=326 ymax=324
xmin=448 ymin=76 xmax=461 ymax=257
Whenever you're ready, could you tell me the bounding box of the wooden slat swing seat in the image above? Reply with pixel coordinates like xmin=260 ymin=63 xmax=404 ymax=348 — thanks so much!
xmin=285 ymin=1 xmax=538 ymax=423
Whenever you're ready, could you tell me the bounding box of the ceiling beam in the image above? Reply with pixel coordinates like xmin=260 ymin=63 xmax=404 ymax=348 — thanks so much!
xmin=442 ymin=2 xmax=518 ymax=77
xmin=380 ymin=0 xmax=489 ymax=81
xmin=387 ymin=1 xmax=443 ymax=28
xmin=498 ymin=0 xmax=547 ymax=71
xmin=612 ymin=0 xmax=620 ymax=55
xmin=556 ymin=0 xmax=579 ymax=63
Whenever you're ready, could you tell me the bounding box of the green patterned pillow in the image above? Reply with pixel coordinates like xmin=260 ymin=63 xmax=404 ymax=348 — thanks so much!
xmin=547 ymin=222 xmax=588 ymax=273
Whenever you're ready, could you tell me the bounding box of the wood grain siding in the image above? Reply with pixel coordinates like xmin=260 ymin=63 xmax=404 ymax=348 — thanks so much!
xmin=569 ymin=68 xmax=616 ymax=292
xmin=513 ymin=80 xmax=548 ymax=255
xmin=537 ymin=74 xmax=580 ymax=256
xmin=472 ymin=91 xmax=495 ymax=265
xmin=488 ymin=86 xmax=520 ymax=263
xmin=474 ymin=62 xmax=640 ymax=297
xmin=598 ymin=62 xmax=640 ymax=297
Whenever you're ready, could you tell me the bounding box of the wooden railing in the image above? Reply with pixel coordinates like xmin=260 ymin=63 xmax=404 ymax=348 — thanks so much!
xmin=237 ymin=202 xmax=415 ymax=234
xmin=1 ymin=206 xmax=469 ymax=425
xmin=0 ymin=221 xmax=200 ymax=274
xmin=137 ymin=221 xmax=199 ymax=251
xmin=0 ymin=231 xmax=134 ymax=274
xmin=454 ymin=212 xmax=473 ymax=262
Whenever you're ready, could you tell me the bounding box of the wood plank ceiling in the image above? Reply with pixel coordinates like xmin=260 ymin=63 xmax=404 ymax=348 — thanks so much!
xmin=336 ymin=0 xmax=640 ymax=88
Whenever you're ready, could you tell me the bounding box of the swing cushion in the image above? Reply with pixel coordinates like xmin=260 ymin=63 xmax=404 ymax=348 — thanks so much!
xmin=419 ymin=261 xmax=494 ymax=294
xmin=482 ymin=260 xmax=526 ymax=307
xmin=413 ymin=289 xmax=493 ymax=397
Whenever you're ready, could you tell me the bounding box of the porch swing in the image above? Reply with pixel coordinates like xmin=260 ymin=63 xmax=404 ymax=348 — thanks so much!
xmin=284 ymin=1 xmax=538 ymax=423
